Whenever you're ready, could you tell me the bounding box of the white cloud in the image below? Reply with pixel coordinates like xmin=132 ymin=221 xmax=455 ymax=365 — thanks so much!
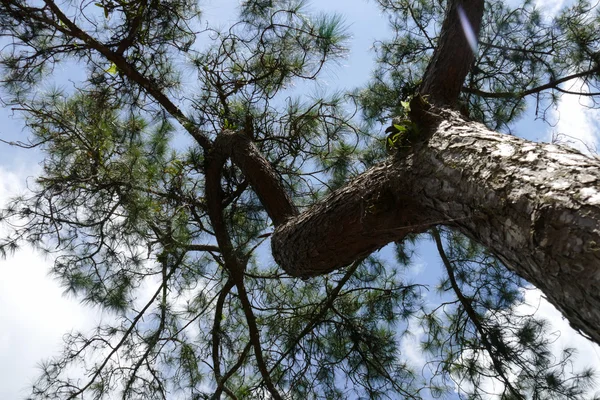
xmin=516 ymin=1 xmax=600 ymax=155
xmin=0 ymin=249 xmax=100 ymax=399
xmin=473 ymin=289 xmax=600 ymax=398
xmin=534 ymin=0 xmax=568 ymax=18
xmin=503 ymin=0 xmax=568 ymax=17
xmin=519 ymin=289 xmax=600 ymax=376
xmin=399 ymin=318 xmax=428 ymax=371
xmin=0 ymin=166 xmax=101 ymax=399
xmin=400 ymin=285 xmax=600 ymax=399
xmin=549 ymin=79 xmax=600 ymax=154
xmin=0 ymin=164 xmax=211 ymax=398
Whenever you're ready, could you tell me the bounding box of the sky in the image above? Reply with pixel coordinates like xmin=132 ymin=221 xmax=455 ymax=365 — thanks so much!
xmin=1 ymin=0 xmax=600 ymax=399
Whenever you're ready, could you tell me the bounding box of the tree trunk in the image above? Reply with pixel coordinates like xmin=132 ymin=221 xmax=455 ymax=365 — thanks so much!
xmin=272 ymin=109 xmax=600 ymax=343
xmin=263 ymin=0 xmax=600 ymax=344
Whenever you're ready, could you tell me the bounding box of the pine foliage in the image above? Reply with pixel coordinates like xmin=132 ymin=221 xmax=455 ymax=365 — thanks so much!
xmin=1 ymin=0 xmax=599 ymax=398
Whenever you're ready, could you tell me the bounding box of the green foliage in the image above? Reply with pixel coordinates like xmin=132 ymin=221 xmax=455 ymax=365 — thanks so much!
xmin=385 ymin=120 xmax=419 ymax=152
xmin=363 ymin=0 xmax=600 ymax=131
xmin=0 ymin=0 xmax=598 ymax=399
xmin=422 ymin=228 xmax=597 ymax=399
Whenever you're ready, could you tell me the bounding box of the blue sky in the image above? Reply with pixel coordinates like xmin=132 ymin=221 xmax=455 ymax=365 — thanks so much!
xmin=1 ymin=0 xmax=600 ymax=398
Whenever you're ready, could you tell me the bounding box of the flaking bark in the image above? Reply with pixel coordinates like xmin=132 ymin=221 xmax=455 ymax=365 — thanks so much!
xmin=272 ymin=110 xmax=600 ymax=343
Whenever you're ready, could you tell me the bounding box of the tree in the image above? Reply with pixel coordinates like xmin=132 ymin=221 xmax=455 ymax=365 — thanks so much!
xmin=1 ymin=0 xmax=600 ymax=398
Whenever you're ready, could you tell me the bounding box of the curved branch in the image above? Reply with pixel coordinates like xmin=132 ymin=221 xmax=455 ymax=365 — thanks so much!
xmin=211 ymin=341 xmax=252 ymax=400
xmin=204 ymin=130 xmax=284 ymax=400
xmin=115 ymin=0 xmax=155 ymax=55
xmin=463 ymin=66 xmax=600 ymax=99
xmin=271 ymin=160 xmax=440 ymax=278
xmin=208 ymin=130 xmax=298 ymax=227
xmin=432 ymin=228 xmax=524 ymax=399
xmin=234 ymin=279 xmax=283 ymax=400
xmin=211 ymin=279 xmax=235 ymax=386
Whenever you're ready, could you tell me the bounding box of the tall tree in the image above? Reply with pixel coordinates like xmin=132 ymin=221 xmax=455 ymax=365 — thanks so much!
xmin=1 ymin=0 xmax=600 ymax=398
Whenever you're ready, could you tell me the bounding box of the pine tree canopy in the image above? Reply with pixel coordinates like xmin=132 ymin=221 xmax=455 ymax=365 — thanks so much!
xmin=1 ymin=0 xmax=600 ymax=398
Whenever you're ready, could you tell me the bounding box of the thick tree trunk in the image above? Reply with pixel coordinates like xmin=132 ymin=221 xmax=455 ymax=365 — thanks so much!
xmin=272 ymin=110 xmax=600 ymax=343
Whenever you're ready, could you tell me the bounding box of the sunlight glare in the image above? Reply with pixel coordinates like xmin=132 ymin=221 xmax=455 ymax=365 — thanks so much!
xmin=457 ymin=5 xmax=479 ymax=55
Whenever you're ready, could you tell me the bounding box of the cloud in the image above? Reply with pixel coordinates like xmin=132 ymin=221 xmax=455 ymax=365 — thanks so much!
xmin=474 ymin=289 xmax=600 ymax=398
xmin=519 ymin=289 xmax=600 ymax=376
xmin=0 ymin=166 xmax=100 ymax=399
xmin=399 ymin=318 xmax=428 ymax=371
xmin=400 ymin=285 xmax=600 ymax=399
xmin=549 ymin=79 xmax=600 ymax=154
xmin=534 ymin=0 xmax=568 ymax=18
xmin=528 ymin=0 xmax=600 ymax=155
xmin=0 ymin=164 xmax=210 ymax=398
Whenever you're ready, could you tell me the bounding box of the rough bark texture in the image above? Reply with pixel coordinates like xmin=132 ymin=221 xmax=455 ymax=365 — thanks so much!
xmin=203 ymin=0 xmax=600 ymax=344
xmin=272 ymin=110 xmax=600 ymax=343
xmin=270 ymin=0 xmax=486 ymax=276
xmin=271 ymin=162 xmax=439 ymax=277
xmin=418 ymin=112 xmax=600 ymax=342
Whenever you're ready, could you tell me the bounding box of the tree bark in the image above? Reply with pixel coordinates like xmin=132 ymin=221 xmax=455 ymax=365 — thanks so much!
xmin=271 ymin=160 xmax=438 ymax=277
xmin=272 ymin=110 xmax=600 ymax=343
xmin=250 ymin=0 xmax=600 ymax=343
xmin=419 ymin=0 xmax=484 ymax=107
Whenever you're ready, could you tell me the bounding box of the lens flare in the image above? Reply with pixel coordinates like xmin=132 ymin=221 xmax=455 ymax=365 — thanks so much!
xmin=458 ymin=5 xmax=478 ymax=55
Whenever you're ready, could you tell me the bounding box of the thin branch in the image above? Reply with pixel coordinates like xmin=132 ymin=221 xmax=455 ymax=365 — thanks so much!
xmin=234 ymin=276 xmax=284 ymax=400
xmin=479 ymin=40 xmax=554 ymax=56
xmin=406 ymin=2 xmax=435 ymax=49
xmin=463 ymin=66 xmax=600 ymax=99
xmin=432 ymin=228 xmax=524 ymax=400
xmin=115 ymin=0 xmax=156 ymax=55
xmin=186 ymin=243 xmax=221 ymax=253
xmin=211 ymin=341 xmax=252 ymax=400
xmin=121 ymin=254 xmax=175 ymax=399
xmin=211 ymin=279 xmax=235 ymax=385
xmin=269 ymin=257 xmax=365 ymax=378
xmin=0 ymin=137 xmax=45 ymax=149
xmin=41 ymin=0 xmax=212 ymax=151
xmin=203 ymin=116 xmax=283 ymax=400
xmin=65 ymin=260 xmax=179 ymax=399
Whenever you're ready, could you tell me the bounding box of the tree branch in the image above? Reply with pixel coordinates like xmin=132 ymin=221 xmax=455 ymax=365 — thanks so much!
xmin=115 ymin=0 xmax=156 ymax=55
xmin=271 ymin=160 xmax=440 ymax=277
xmin=41 ymin=0 xmax=212 ymax=151
xmin=211 ymin=279 xmax=234 ymax=385
xmin=479 ymin=40 xmax=554 ymax=56
xmin=272 ymin=108 xmax=600 ymax=346
xmin=186 ymin=243 xmax=221 ymax=253
xmin=211 ymin=341 xmax=252 ymax=400
xmin=419 ymin=0 xmax=485 ymax=107
xmin=270 ymin=257 xmax=365 ymax=380
xmin=204 ymin=130 xmax=284 ymax=399
xmin=432 ymin=228 xmax=524 ymax=399
xmin=463 ymin=66 xmax=600 ymax=99
xmin=234 ymin=278 xmax=283 ymax=400
xmin=65 ymin=257 xmax=180 ymax=399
